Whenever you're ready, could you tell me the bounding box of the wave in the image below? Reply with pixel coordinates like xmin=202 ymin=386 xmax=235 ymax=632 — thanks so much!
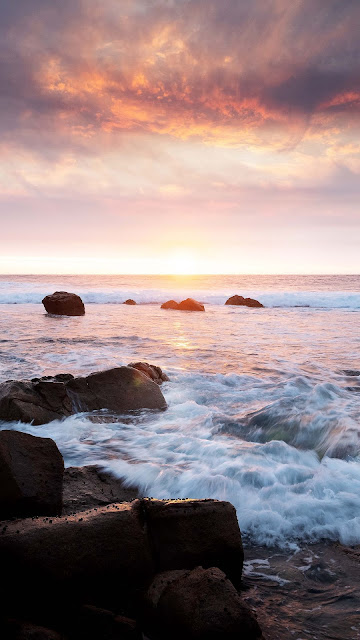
xmin=0 ymin=284 xmax=359 ymax=309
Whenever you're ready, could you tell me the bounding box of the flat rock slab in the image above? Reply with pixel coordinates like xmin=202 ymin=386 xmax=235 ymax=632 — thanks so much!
xmin=143 ymin=499 xmax=244 ymax=588
xmin=0 ymin=366 xmax=167 ymax=425
xmin=62 ymin=465 xmax=140 ymax=515
xmin=0 ymin=430 xmax=64 ymax=519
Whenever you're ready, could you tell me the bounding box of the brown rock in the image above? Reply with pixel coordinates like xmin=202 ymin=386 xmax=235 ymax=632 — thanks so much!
xmin=42 ymin=291 xmax=85 ymax=316
xmin=67 ymin=366 xmax=167 ymax=413
xmin=128 ymin=362 xmax=170 ymax=385
xmin=178 ymin=298 xmax=205 ymax=311
xmin=124 ymin=299 xmax=136 ymax=305
xmin=1 ymin=620 xmax=63 ymax=640
xmin=145 ymin=566 xmax=262 ymax=639
xmin=74 ymin=605 xmax=140 ymax=640
xmin=161 ymin=300 xmax=179 ymax=310
xmin=0 ymin=378 xmax=72 ymax=425
xmin=0 ymin=501 xmax=154 ymax=610
xmin=0 ymin=430 xmax=64 ymax=519
xmin=225 ymin=295 xmax=263 ymax=308
xmin=62 ymin=465 xmax=140 ymax=515
xmin=142 ymin=499 xmax=244 ymax=588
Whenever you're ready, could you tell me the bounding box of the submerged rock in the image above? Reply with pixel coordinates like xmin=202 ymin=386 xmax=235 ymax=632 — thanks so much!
xmin=128 ymin=362 xmax=169 ymax=385
xmin=124 ymin=299 xmax=137 ymax=305
xmin=225 ymin=295 xmax=263 ymax=308
xmin=178 ymin=298 xmax=205 ymax=311
xmin=145 ymin=566 xmax=262 ymax=640
xmin=42 ymin=291 xmax=85 ymax=316
xmin=0 ymin=430 xmax=64 ymax=519
xmin=161 ymin=300 xmax=180 ymax=310
xmin=0 ymin=366 xmax=167 ymax=425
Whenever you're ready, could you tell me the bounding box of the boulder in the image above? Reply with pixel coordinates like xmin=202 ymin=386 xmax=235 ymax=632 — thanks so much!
xmin=145 ymin=566 xmax=262 ymax=640
xmin=0 ymin=367 xmax=167 ymax=425
xmin=0 ymin=620 xmax=63 ymax=640
xmin=124 ymin=299 xmax=137 ymax=305
xmin=0 ymin=430 xmax=64 ymax=519
xmin=142 ymin=499 xmax=244 ymax=588
xmin=42 ymin=291 xmax=85 ymax=316
xmin=161 ymin=300 xmax=179 ymax=310
xmin=225 ymin=295 xmax=263 ymax=308
xmin=178 ymin=298 xmax=205 ymax=311
xmin=62 ymin=465 xmax=140 ymax=515
xmin=0 ymin=501 xmax=154 ymax=613
xmin=128 ymin=362 xmax=169 ymax=385
xmin=67 ymin=367 xmax=167 ymax=413
xmin=73 ymin=606 xmax=140 ymax=640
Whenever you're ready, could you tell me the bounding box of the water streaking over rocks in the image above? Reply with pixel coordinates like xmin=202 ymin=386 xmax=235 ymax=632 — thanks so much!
xmin=0 ymin=274 xmax=359 ymax=552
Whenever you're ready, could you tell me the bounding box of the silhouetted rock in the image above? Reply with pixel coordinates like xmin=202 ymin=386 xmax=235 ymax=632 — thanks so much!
xmin=178 ymin=298 xmax=205 ymax=311
xmin=1 ymin=620 xmax=63 ymax=640
xmin=42 ymin=291 xmax=85 ymax=316
xmin=142 ymin=498 xmax=244 ymax=587
xmin=161 ymin=300 xmax=179 ymax=309
xmin=62 ymin=465 xmax=140 ymax=515
xmin=128 ymin=362 xmax=170 ymax=385
xmin=225 ymin=295 xmax=263 ymax=308
xmin=124 ymin=299 xmax=137 ymax=305
xmin=0 ymin=367 xmax=167 ymax=425
xmin=0 ymin=430 xmax=64 ymax=519
xmin=145 ymin=566 xmax=262 ymax=640
xmin=73 ymin=605 xmax=140 ymax=640
xmin=67 ymin=366 xmax=167 ymax=413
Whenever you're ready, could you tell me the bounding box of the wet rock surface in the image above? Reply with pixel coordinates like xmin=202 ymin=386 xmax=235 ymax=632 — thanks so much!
xmin=0 ymin=430 xmax=64 ymax=519
xmin=128 ymin=362 xmax=169 ymax=385
xmin=161 ymin=299 xmax=179 ymax=309
xmin=225 ymin=295 xmax=263 ymax=307
xmin=161 ymin=298 xmax=205 ymax=311
xmin=124 ymin=299 xmax=137 ymax=305
xmin=0 ymin=366 xmax=167 ymax=425
xmin=42 ymin=291 xmax=85 ymax=316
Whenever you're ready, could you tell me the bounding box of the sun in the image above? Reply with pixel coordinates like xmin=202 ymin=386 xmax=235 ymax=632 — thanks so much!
xmin=168 ymin=249 xmax=197 ymax=275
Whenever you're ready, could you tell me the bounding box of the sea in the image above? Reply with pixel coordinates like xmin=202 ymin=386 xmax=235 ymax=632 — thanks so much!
xmin=0 ymin=274 xmax=359 ymax=548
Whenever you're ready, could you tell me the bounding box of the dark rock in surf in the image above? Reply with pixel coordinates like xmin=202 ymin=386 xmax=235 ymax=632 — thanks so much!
xmin=62 ymin=465 xmax=140 ymax=515
xmin=0 ymin=430 xmax=64 ymax=519
xmin=124 ymin=299 xmax=137 ymax=305
xmin=128 ymin=362 xmax=170 ymax=385
xmin=178 ymin=298 xmax=205 ymax=312
xmin=161 ymin=300 xmax=179 ymax=310
xmin=144 ymin=566 xmax=262 ymax=640
xmin=142 ymin=498 xmax=243 ymax=587
xmin=67 ymin=366 xmax=167 ymax=413
xmin=42 ymin=291 xmax=85 ymax=316
xmin=225 ymin=295 xmax=263 ymax=308
xmin=0 ymin=367 xmax=167 ymax=425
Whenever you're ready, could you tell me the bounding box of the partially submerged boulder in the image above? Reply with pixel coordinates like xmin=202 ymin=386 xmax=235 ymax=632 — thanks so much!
xmin=161 ymin=300 xmax=179 ymax=310
xmin=62 ymin=465 xmax=140 ymax=515
xmin=178 ymin=298 xmax=205 ymax=311
xmin=142 ymin=499 xmax=244 ymax=587
xmin=128 ymin=362 xmax=169 ymax=385
xmin=145 ymin=566 xmax=262 ymax=640
xmin=124 ymin=299 xmax=137 ymax=305
xmin=42 ymin=291 xmax=85 ymax=316
xmin=225 ymin=295 xmax=263 ymax=308
xmin=0 ymin=367 xmax=167 ymax=425
xmin=0 ymin=430 xmax=64 ymax=519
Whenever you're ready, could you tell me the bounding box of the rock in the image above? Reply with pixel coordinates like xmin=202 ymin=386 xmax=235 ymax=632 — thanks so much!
xmin=0 ymin=378 xmax=73 ymax=425
xmin=0 ymin=430 xmax=64 ymax=519
xmin=161 ymin=300 xmax=179 ymax=310
xmin=0 ymin=501 xmax=154 ymax=613
xmin=225 ymin=295 xmax=263 ymax=308
xmin=178 ymin=298 xmax=205 ymax=311
xmin=42 ymin=291 xmax=85 ymax=316
xmin=142 ymin=499 xmax=244 ymax=588
xmin=124 ymin=299 xmax=137 ymax=305
xmin=144 ymin=566 xmax=262 ymax=640
xmin=128 ymin=362 xmax=169 ymax=385
xmin=67 ymin=366 xmax=167 ymax=413
xmin=0 ymin=367 xmax=167 ymax=425
xmin=73 ymin=605 xmax=140 ymax=640
xmin=1 ymin=620 xmax=63 ymax=640
xmin=62 ymin=465 xmax=140 ymax=515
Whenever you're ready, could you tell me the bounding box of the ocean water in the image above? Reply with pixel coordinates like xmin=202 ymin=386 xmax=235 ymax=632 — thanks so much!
xmin=0 ymin=274 xmax=359 ymax=549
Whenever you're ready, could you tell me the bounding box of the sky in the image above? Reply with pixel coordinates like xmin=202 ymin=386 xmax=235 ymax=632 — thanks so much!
xmin=0 ymin=0 xmax=359 ymax=274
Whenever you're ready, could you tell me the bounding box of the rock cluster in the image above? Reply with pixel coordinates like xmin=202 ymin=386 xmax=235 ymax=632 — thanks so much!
xmin=161 ymin=298 xmax=205 ymax=311
xmin=225 ymin=295 xmax=263 ymax=308
xmin=0 ymin=431 xmax=262 ymax=639
xmin=0 ymin=366 xmax=167 ymax=425
xmin=42 ymin=291 xmax=85 ymax=315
